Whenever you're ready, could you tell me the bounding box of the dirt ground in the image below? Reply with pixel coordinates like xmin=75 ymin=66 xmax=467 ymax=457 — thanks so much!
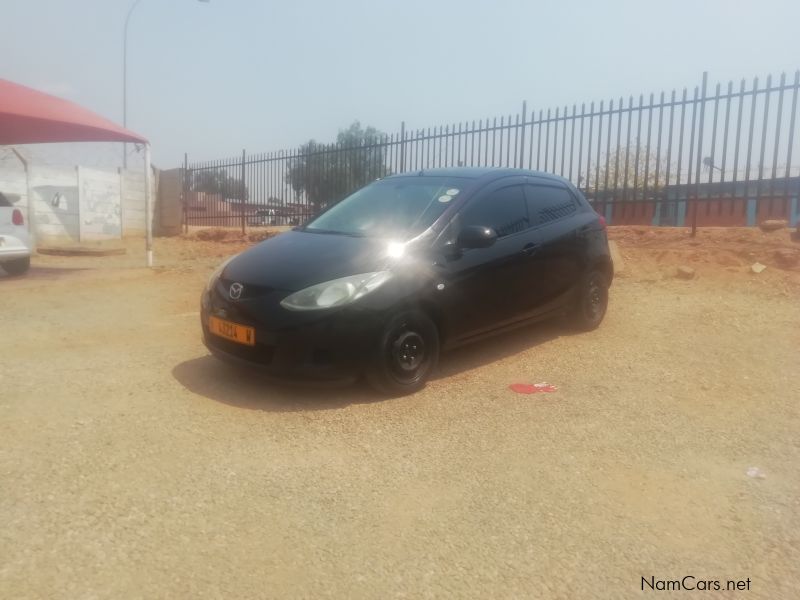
xmin=1 ymin=226 xmax=799 ymax=599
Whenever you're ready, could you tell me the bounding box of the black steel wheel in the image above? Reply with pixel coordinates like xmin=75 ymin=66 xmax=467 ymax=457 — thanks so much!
xmin=570 ymin=269 xmax=609 ymax=331
xmin=366 ymin=310 xmax=439 ymax=396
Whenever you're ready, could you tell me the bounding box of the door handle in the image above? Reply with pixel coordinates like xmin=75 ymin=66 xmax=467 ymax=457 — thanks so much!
xmin=522 ymin=243 xmax=540 ymax=256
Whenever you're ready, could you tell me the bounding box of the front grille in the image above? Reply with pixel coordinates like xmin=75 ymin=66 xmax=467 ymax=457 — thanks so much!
xmin=217 ymin=278 xmax=276 ymax=301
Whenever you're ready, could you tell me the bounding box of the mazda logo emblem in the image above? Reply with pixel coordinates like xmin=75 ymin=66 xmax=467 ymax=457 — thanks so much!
xmin=229 ymin=282 xmax=244 ymax=300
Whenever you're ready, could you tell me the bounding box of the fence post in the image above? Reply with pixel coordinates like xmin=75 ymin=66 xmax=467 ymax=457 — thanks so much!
xmin=518 ymin=100 xmax=527 ymax=168
xmin=182 ymin=153 xmax=189 ymax=234
xmin=692 ymin=72 xmax=708 ymax=237
xmin=399 ymin=121 xmax=406 ymax=173
xmin=241 ymin=149 xmax=246 ymax=235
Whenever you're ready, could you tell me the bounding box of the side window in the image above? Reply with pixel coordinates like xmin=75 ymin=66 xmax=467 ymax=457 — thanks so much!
xmin=460 ymin=185 xmax=529 ymax=238
xmin=525 ymin=185 xmax=577 ymax=225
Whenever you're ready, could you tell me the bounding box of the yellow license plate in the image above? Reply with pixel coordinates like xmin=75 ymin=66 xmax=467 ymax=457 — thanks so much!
xmin=208 ymin=316 xmax=255 ymax=346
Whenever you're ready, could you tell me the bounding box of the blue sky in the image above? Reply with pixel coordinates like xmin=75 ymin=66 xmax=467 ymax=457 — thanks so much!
xmin=2 ymin=0 xmax=800 ymax=168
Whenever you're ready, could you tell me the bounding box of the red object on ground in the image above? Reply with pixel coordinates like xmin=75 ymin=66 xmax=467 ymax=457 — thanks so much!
xmin=509 ymin=382 xmax=558 ymax=394
xmin=0 ymin=79 xmax=147 ymax=145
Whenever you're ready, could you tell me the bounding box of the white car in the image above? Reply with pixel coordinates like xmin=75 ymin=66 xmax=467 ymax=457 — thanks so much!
xmin=247 ymin=208 xmax=277 ymax=226
xmin=0 ymin=192 xmax=32 ymax=276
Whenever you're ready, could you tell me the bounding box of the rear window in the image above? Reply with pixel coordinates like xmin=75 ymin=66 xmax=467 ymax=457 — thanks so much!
xmin=0 ymin=193 xmax=11 ymax=207
xmin=525 ymin=185 xmax=577 ymax=225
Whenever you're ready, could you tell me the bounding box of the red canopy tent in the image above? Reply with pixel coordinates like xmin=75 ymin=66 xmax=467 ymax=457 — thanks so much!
xmin=0 ymin=78 xmax=154 ymax=265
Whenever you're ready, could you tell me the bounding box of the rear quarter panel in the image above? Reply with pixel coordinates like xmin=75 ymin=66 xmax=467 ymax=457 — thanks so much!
xmin=0 ymin=208 xmax=32 ymax=258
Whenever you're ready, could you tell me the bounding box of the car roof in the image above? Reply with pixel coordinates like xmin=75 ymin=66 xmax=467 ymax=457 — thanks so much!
xmin=382 ymin=167 xmax=570 ymax=185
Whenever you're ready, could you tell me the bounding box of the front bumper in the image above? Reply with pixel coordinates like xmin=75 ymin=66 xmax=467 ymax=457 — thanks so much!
xmin=200 ymin=287 xmax=383 ymax=382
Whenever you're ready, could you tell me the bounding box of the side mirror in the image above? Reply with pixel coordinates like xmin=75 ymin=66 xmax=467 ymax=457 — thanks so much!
xmin=457 ymin=225 xmax=498 ymax=249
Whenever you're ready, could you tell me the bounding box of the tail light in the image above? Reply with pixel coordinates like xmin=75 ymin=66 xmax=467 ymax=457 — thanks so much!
xmin=598 ymin=215 xmax=607 ymax=229
xmin=12 ymin=208 xmax=24 ymax=226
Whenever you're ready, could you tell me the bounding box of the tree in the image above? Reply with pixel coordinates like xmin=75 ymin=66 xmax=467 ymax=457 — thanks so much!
xmin=588 ymin=145 xmax=668 ymax=199
xmin=191 ymin=168 xmax=249 ymax=202
xmin=286 ymin=121 xmax=388 ymax=211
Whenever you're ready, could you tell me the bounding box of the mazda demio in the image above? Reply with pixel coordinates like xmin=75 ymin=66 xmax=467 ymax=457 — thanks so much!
xmin=201 ymin=168 xmax=612 ymax=395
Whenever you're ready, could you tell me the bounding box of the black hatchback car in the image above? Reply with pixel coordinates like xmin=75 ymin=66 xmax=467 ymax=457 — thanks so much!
xmin=201 ymin=168 xmax=612 ymax=395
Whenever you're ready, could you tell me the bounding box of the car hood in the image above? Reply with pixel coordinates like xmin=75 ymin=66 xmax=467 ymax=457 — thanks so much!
xmin=222 ymin=230 xmax=395 ymax=292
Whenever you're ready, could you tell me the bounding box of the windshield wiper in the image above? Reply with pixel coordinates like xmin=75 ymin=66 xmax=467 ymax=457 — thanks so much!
xmin=303 ymin=227 xmax=366 ymax=237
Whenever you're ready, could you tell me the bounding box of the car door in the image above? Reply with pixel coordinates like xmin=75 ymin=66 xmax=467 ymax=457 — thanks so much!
xmin=435 ymin=178 xmax=537 ymax=342
xmin=520 ymin=181 xmax=583 ymax=316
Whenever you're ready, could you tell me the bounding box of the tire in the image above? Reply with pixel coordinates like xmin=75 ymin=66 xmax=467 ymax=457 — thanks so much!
xmin=2 ymin=256 xmax=30 ymax=276
xmin=569 ymin=269 xmax=609 ymax=331
xmin=365 ymin=309 xmax=440 ymax=396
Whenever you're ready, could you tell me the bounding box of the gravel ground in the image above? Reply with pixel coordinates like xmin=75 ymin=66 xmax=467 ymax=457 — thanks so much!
xmin=1 ymin=229 xmax=799 ymax=599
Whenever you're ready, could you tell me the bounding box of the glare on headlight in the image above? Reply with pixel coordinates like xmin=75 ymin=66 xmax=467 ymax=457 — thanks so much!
xmin=280 ymin=271 xmax=392 ymax=311
xmin=317 ymin=282 xmax=357 ymax=307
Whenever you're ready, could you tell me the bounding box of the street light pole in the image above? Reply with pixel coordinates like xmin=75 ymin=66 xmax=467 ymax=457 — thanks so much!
xmin=123 ymin=0 xmax=209 ymax=169
xmin=123 ymin=0 xmax=143 ymax=169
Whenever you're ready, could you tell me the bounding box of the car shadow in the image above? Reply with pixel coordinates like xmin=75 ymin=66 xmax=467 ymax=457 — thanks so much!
xmin=171 ymin=356 xmax=380 ymax=413
xmin=172 ymin=318 xmax=576 ymax=413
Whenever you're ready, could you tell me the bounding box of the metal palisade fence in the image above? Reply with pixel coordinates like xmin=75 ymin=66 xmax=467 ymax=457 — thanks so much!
xmin=185 ymin=70 xmax=800 ymax=231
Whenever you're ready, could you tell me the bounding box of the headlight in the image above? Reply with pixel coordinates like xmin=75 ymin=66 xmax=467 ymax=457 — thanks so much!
xmin=280 ymin=271 xmax=392 ymax=311
xmin=205 ymin=255 xmax=237 ymax=292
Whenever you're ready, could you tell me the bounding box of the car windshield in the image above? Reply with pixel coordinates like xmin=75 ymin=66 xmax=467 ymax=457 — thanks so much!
xmin=303 ymin=176 xmax=468 ymax=238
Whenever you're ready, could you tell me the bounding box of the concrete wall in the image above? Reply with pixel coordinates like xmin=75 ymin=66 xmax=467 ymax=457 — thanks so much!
xmin=121 ymin=169 xmax=147 ymax=236
xmin=594 ymin=196 xmax=798 ymax=227
xmin=79 ymin=167 xmax=121 ymax=240
xmin=30 ymin=166 xmax=80 ymax=242
xmin=157 ymin=168 xmax=183 ymax=236
xmin=0 ymin=160 xmax=28 ymax=210
xmin=0 ymin=161 xmax=157 ymax=245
